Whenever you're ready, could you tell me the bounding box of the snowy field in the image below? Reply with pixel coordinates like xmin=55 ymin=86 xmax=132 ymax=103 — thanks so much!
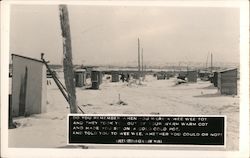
xmin=9 ymin=74 xmax=239 ymax=150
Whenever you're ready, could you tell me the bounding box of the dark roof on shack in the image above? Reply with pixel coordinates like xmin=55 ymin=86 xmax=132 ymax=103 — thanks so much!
xmin=12 ymin=54 xmax=44 ymax=63
xmin=217 ymin=68 xmax=237 ymax=73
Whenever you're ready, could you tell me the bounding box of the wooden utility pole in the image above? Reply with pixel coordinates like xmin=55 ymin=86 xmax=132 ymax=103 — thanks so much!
xmin=141 ymin=48 xmax=144 ymax=73
xmin=178 ymin=62 xmax=181 ymax=74
xmin=138 ymin=38 xmax=141 ymax=76
xmin=141 ymin=48 xmax=144 ymax=80
xmin=205 ymin=52 xmax=209 ymax=70
xmin=211 ymin=53 xmax=213 ymax=72
xmin=59 ymin=5 xmax=77 ymax=113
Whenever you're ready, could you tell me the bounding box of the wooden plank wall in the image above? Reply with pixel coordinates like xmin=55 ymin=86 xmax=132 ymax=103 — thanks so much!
xmin=218 ymin=69 xmax=237 ymax=95
xmin=12 ymin=55 xmax=46 ymax=117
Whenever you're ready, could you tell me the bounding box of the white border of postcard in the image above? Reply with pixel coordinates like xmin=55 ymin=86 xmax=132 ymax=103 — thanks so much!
xmin=1 ymin=0 xmax=249 ymax=158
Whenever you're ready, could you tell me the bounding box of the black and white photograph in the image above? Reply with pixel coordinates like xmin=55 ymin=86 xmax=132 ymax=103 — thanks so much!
xmin=1 ymin=1 xmax=249 ymax=158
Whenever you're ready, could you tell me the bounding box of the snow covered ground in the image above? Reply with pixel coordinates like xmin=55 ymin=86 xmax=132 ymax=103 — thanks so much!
xmin=9 ymin=74 xmax=239 ymax=150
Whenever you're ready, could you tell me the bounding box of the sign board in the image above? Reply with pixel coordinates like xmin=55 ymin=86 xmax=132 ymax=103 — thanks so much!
xmin=68 ymin=115 xmax=225 ymax=146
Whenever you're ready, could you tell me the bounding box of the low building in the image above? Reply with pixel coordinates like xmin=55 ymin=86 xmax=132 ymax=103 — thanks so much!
xmin=217 ymin=68 xmax=237 ymax=95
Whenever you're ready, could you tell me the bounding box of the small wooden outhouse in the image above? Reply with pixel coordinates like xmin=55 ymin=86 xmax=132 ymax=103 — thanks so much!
xmin=74 ymin=69 xmax=86 ymax=87
xmin=111 ymin=72 xmax=120 ymax=82
xmin=187 ymin=70 xmax=198 ymax=82
xmin=91 ymin=70 xmax=102 ymax=89
xmin=217 ymin=68 xmax=237 ymax=95
xmin=11 ymin=54 xmax=47 ymax=117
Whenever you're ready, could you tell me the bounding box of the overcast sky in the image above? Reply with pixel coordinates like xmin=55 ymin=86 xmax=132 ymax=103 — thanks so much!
xmin=10 ymin=5 xmax=239 ymax=66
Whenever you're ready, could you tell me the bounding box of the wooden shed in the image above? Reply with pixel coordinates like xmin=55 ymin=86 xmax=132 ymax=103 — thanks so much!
xmin=187 ymin=70 xmax=198 ymax=82
xmin=111 ymin=72 xmax=120 ymax=82
xmin=217 ymin=68 xmax=237 ymax=95
xmin=74 ymin=69 xmax=86 ymax=87
xmin=91 ymin=70 xmax=102 ymax=89
xmin=11 ymin=54 xmax=47 ymax=117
